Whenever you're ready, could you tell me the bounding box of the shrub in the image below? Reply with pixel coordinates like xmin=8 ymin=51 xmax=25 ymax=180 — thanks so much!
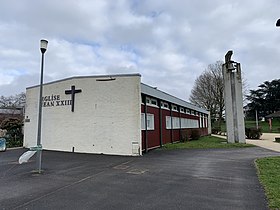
xmin=245 ymin=127 xmax=262 ymax=139
xmin=211 ymin=127 xmax=221 ymax=134
xmin=181 ymin=129 xmax=189 ymax=142
xmin=0 ymin=118 xmax=23 ymax=147
xmin=190 ymin=129 xmax=201 ymax=140
xmin=181 ymin=133 xmax=189 ymax=142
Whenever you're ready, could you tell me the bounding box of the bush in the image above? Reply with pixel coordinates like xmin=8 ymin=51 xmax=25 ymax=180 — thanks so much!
xmin=181 ymin=129 xmax=189 ymax=142
xmin=190 ymin=129 xmax=201 ymax=140
xmin=245 ymin=127 xmax=262 ymax=139
xmin=211 ymin=127 xmax=221 ymax=134
xmin=0 ymin=118 xmax=23 ymax=147
xmin=181 ymin=133 xmax=189 ymax=142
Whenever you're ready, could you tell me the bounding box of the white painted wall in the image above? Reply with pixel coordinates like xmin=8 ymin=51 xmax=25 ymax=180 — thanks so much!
xmin=24 ymin=74 xmax=142 ymax=156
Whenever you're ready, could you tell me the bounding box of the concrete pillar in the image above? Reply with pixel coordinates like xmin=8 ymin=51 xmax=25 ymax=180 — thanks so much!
xmin=223 ymin=51 xmax=246 ymax=143
xmin=207 ymin=112 xmax=211 ymax=135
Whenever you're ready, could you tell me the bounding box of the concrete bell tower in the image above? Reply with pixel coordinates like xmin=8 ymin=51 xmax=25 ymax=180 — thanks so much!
xmin=222 ymin=51 xmax=246 ymax=143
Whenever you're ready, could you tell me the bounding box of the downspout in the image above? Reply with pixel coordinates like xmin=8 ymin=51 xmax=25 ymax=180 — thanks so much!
xmin=170 ymin=102 xmax=173 ymax=143
xmin=179 ymin=107 xmax=182 ymax=142
xmin=144 ymin=95 xmax=148 ymax=153
xmin=158 ymin=99 xmax=163 ymax=147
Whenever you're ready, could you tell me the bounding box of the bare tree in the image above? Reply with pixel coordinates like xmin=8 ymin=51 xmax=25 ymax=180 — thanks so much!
xmin=0 ymin=92 xmax=26 ymax=108
xmin=0 ymin=92 xmax=26 ymax=118
xmin=189 ymin=61 xmax=224 ymax=128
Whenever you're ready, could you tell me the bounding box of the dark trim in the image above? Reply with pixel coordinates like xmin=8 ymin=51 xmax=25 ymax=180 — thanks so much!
xmin=27 ymin=73 xmax=141 ymax=89
xmin=147 ymin=145 xmax=161 ymax=151
xmin=144 ymin=95 xmax=148 ymax=153
xmin=170 ymin=102 xmax=173 ymax=143
xmin=141 ymin=83 xmax=209 ymax=115
xmin=158 ymin=99 xmax=163 ymax=147
xmin=179 ymin=107 xmax=182 ymax=142
xmin=96 ymin=77 xmax=116 ymax=81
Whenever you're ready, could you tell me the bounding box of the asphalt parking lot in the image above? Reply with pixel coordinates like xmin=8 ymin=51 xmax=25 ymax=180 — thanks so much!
xmin=0 ymin=147 xmax=279 ymax=210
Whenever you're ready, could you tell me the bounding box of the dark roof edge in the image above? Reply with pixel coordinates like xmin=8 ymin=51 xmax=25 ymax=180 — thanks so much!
xmin=141 ymin=83 xmax=209 ymax=114
xmin=266 ymin=111 xmax=280 ymax=118
xmin=26 ymin=73 xmax=141 ymax=90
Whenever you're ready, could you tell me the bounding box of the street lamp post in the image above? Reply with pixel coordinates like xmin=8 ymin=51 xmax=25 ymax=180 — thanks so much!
xmin=36 ymin=39 xmax=48 ymax=173
xmin=276 ymin=19 xmax=280 ymax=27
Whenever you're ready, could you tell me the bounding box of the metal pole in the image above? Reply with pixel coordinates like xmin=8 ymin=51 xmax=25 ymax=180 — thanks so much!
xmin=144 ymin=95 xmax=148 ymax=153
xmin=36 ymin=52 xmax=45 ymax=173
xmin=255 ymin=110 xmax=259 ymax=129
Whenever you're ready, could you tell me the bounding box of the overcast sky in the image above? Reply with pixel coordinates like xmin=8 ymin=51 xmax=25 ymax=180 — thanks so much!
xmin=0 ymin=0 xmax=279 ymax=101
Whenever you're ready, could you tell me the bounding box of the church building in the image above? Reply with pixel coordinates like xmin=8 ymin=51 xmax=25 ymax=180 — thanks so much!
xmin=24 ymin=74 xmax=210 ymax=156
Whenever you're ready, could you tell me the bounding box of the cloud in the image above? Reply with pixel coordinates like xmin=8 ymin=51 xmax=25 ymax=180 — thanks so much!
xmin=0 ymin=0 xmax=279 ymax=100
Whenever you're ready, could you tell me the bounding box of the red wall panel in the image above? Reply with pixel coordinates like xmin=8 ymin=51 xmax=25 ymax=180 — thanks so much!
xmin=161 ymin=109 xmax=172 ymax=144
xmin=141 ymin=103 xmax=209 ymax=152
xmin=146 ymin=106 xmax=160 ymax=149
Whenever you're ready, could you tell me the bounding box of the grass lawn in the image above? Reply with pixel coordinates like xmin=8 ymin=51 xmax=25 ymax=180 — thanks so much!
xmin=162 ymin=135 xmax=255 ymax=150
xmin=246 ymin=119 xmax=280 ymax=133
xmin=213 ymin=119 xmax=280 ymax=133
xmin=256 ymin=157 xmax=280 ymax=209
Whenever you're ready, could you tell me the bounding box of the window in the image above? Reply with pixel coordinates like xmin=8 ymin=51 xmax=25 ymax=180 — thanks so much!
xmin=145 ymin=97 xmax=158 ymax=107
xmin=151 ymin=98 xmax=158 ymax=106
xmin=186 ymin=109 xmax=190 ymax=114
xmin=172 ymin=105 xmax=178 ymax=111
xmin=161 ymin=102 xmax=169 ymax=109
xmin=173 ymin=117 xmax=180 ymax=129
xmin=141 ymin=114 xmax=145 ymax=130
xmin=141 ymin=113 xmax=155 ymax=130
xmin=166 ymin=116 xmax=199 ymax=129
xmin=180 ymin=107 xmax=185 ymax=113
xmin=180 ymin=118 xmax=199 ymax=129
xmin=147 ymin=114 xmax=155 ymax=130
xmin=191 ymin=110 xmax=195 ymax=115
xmin=166 ymin=116 xmax=171 ymax=129
xmin=141 ymin=96 xmax=145 ymax=104
xmin=191 ymin=119 xmax=199 ymax=128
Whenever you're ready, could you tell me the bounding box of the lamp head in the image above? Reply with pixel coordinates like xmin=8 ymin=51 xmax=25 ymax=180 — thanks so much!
xmin=40 ymin=39 xmax=48 ymax=54
xmin=276 ymin=19 xmax=280 ymax=27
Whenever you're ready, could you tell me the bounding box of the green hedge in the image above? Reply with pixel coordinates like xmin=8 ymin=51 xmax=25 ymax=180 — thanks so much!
xmin=245 ymin=127 xmax=262 ymax=139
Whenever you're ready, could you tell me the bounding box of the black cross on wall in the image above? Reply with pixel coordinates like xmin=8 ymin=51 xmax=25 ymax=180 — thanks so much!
xmin=65 ymin=85 xmax=82 ymax=112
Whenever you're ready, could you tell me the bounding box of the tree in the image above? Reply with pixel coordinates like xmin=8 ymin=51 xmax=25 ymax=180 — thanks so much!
xmin=189 ymin=61 xmax=224 ymax=128
xmin=0 ymin=92 xmax=26 ymax=108
xmin=0 ymin=92 xmax=25 ymax=123
xmin=246 ymin=79 xmax=280 ymax=118
xmin=0 ymin=118 xmax=23 ymax=147
xmin=0 ymin=92 xmax=25 ymax=147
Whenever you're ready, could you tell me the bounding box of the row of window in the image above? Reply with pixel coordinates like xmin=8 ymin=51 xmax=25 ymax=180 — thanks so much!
xmin=166 ymin=116 xmax=199 ymax=129
xmin=142 ymin=96 xmax=207 ymax=117
xmin=141 ymin=113 xmax=207 ymax=130
xmin=141 ymin=114 xmax=155 ymax=130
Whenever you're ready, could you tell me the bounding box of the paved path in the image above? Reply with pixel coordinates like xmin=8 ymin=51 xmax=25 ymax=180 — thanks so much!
xmin=0 ymin=147 xmax=279 ymax=210
xmin=212 ymin=133 xmax=280 ymax=152
xmin=246 ymin=133 xmax=280 ymax=152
